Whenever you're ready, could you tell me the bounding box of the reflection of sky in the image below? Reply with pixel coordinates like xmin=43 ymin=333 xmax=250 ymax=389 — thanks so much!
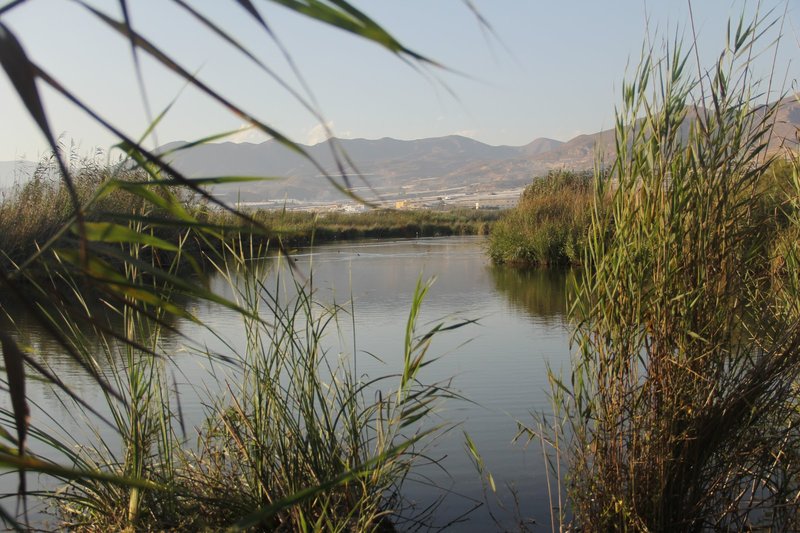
xmin=182 ymin=236 xmax=573 ymax=530
xmin=9 ymin=236 xmax=574 ymax=530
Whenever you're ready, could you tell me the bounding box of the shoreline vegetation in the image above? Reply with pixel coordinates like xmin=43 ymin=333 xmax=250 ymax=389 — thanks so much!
xmin=0 ymin=156 xmax=473 ymax=531
xmin=0 ymin=2 xmax=500 ymax=522
xmin=539 ymin=21 xmax=800 ymax=531
xmin=489 ymin=159 xmax=797 ymax=269
xmin=0 ymin=160 xmax=500 ymax=271
xmin=487 ymin=169 xmax=594 ymax=267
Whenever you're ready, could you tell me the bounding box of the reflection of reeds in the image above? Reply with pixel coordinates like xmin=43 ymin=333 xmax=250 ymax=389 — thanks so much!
xmin=488 ymin=265 xmax=572 ymax=321
xmin=550 ymin=16 xmax=800 ymax=531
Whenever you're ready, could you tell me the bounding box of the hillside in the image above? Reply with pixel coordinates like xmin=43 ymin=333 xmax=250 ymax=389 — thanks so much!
xmin=3 ymin=97 xmax=797 ymax=203
xmin=159 ymin=96 xmax=800 ymax=203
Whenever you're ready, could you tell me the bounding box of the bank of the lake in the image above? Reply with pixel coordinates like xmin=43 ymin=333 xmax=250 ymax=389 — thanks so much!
xmin=489 ymin=161 xmax=797 ymax=269
xmin=214 ymin=206 xmax=499 ymax=246
xmin=0 ymin=165 xmax=501 ymax=268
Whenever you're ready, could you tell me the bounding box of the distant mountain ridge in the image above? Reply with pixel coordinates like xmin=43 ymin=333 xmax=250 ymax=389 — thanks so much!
xmin=157 ymin=96 xmax=800 ymax=203
xmin=156 ymin=134 xmax=548 ymax=202
xmin=3 ymin=96 xmax=798 ymax=202
xmin=521 ymin=137 xmax=564 ymax=156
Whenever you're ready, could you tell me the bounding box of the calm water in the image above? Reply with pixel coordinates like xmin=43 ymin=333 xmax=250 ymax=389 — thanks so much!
xmin=5 ymin=236 xmax=574 ymax=531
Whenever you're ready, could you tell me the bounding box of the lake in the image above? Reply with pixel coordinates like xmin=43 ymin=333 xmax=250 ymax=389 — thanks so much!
xmin=5 ymin=236 xmax=574 ymax=531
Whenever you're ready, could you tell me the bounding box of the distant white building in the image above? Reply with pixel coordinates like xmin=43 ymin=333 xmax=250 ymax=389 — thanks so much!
xmin=342 ymin=204 xmax=367 ymax=213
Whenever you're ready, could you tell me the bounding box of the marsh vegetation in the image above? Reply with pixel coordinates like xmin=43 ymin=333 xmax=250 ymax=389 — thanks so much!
xmin=534 ymin=16 xmax=800 ymax=531
xmin=0 ymin=1 xmax=799 ymax=532
xmin=487 ymin=170 xmax=594 ymax=267
xmin=0 ymin=155 xmax=497 ymax=270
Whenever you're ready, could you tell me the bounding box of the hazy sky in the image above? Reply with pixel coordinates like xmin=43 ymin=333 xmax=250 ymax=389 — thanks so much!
xmin=0 ymin=0 xmax=797 ymax=162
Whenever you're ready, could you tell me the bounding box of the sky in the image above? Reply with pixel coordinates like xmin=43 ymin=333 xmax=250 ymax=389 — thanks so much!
xmin=0 ymin=0 xmax=797 ymax=162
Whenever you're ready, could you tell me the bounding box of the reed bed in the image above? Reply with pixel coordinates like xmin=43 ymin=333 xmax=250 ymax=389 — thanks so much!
xmin=0 ymin=146 xmax=467 ymax=531
xmin=0 ymin=148 xmax=208 ymax=277
xmin=488 ymin=170 xmax=594 ymax=267
xmin=5 ymin=235 xmax=459 ymax=531
xmin=2 ymin=0 xmax=799 ymax=530
xmin=0 ymin=1 xmax=479 ymax=530
xmin=209 ymin=207 xmax=497 ymax=247
xmin=547 ymin=15 xmax=800 ymax=531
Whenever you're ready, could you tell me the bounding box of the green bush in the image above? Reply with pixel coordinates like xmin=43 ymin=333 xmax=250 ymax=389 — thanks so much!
xmin=488 ymin=170 xmax=594 ymax=266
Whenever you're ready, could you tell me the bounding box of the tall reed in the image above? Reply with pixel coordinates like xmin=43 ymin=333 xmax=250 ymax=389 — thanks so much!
xmin=171 ymin=241 xmax=458 ymax=531
xmin=555 ymin=15 xmax=800 ymax=531
xmin=24 ymin=203 xmax=188 ymax=530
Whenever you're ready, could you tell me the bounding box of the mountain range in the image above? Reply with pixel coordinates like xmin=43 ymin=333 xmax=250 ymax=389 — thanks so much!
xmin=156 ymin=134 xmax=558 ymax=203
xmin=155 ymin=95 xmax=800 ymax=203
xmin=2 ymin=96 xmax=798 ymax=203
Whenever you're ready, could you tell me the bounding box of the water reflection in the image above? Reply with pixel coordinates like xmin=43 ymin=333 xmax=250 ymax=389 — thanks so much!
xmin=1 ymin=236 xmax=574 ymax=531
xmin=489 ymin=265 xmax=574 ymax=321
xmin=0 ymin=278 xmax=199 ymax=383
